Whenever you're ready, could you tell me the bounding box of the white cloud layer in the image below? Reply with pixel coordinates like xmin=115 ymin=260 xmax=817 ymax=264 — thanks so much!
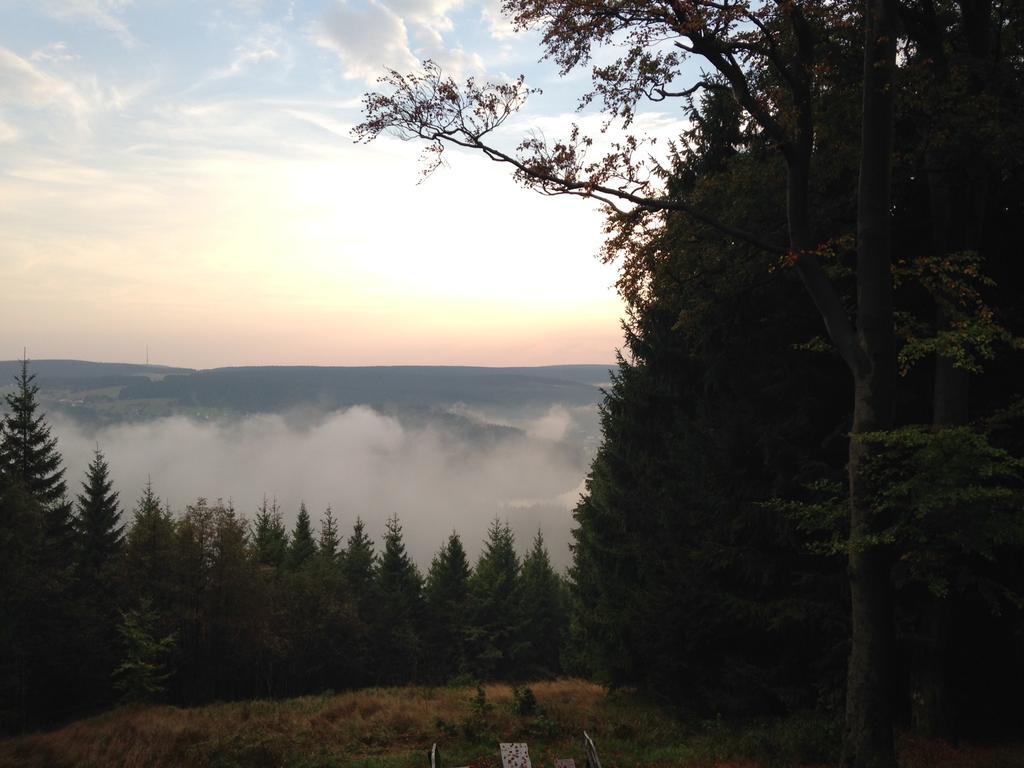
xmin=316 ymin=0 xmax=418 ymax=84
xmin=53 ymin=405 xmax=593 ymax=569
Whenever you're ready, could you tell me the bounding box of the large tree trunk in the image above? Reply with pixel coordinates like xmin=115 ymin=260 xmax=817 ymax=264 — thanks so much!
xmin=907 ymin=146 xmax=966 ymax=740
xmin=912 ymin=126 xmax=989 ymax=740
xmin=842 ymin=0 xmax=899 ymax=766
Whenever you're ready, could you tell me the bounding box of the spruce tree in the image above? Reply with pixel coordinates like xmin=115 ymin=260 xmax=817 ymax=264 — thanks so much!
xmin=112 ymin=598 xmax=176 ymax=704
xmin=75 ymin=447 xmax=124 ymax=582
xmin=518 ymin=530 xmax=566 ymax=677
xmin=466 ymin=519 xmax=522 ymax=679
xmin=424 ymin=532 xmax=471 ymax=681
xmin=124 ymin=482 xmax=177 ymax=614
xmin=318 ymin=505 xmax=340 ymax=560
xmin=342 ymin=516 xmax=377 ymax=684
xmin=253 ymin=496 xmax=288 ymax=568
xmin=0 ymin=472 xmax=45 ymax=732
xmin=288 ymin=502 xmax=316 ymax=569
xmin=72 ymin=447 xmax=125 ymax=709
xmin=0 ymin=358 xmax=66 ymax=507
xmin=373 ymin=514 xmax=423 ymax=684
xmin=343 ymin=516 xmax=375 ymax=599
xmin=0 ymin=361 xmax=77 ymax=725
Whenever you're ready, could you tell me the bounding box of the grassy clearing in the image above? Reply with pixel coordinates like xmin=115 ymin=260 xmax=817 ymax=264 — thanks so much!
xmin=1 ymin=680 xmax=1020 ymax=768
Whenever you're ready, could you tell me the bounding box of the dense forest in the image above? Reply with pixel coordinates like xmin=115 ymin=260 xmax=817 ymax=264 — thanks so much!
xmin=0 ymin=360 xmax=568 ymax=731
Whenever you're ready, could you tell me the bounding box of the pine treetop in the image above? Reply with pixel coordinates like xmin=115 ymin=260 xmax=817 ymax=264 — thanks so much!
xmin=288 ymin=501 xmax=316 ymax=569
xmin=75 ymin=446 xmax=124 ymax=578
xmin=473 ymin=518 xmax=519 ymax=594
xmin=0 ymin=358 xmax=67 ymax=507
xmin=375 ymin=514 xmax=423 ymax=633
xmin=254 ymin=495 xmax=288 ymax=568
xmin=426 ymin=531 xmax=471 ymax=607
xmin=318 ymin=504 xmax=340 ymax=559
xmin=522 ymin=529 xmax=553 ymax=573
xmin=341 ymin=515 xmax=374 ymax=586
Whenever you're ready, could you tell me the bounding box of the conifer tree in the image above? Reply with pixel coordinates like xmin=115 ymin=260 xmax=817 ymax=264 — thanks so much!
xmin=72 ymin=447 xmax=125 ymax=708
xmin=373 ymin=514 xmax=424 ymax=683
xmin=343 ymin=516 xmax=375 ymax=599
xmin=424 ymin=532 xmax=471 ymax=681
xmin=518 ymin=530 xmax=565 ymax=677
xmin=318 ymin=505 xmax=340 ymax=560
xmin=112 ymin=598 xmax=176 ymax=703
xmin=124 ymin=482 xmax=177 ymax=614
xmin=0 ymin=473 xmax=44 ymax=732
xmin=288 ymin=502 xmax=316 ymax=569
xmin=253 ymin=496 xmax=288 ymax=568
xmin=342 ymin=516 xmax=377 ymax=684
xmin=0 ymin=358 xmax=66 ymax=507
xmin=0 ymin=361 xmax=78 ymax=725
xmin=75 ymin=447 xmax=124 ymax=582
xmin=466 ymin=519 xmax=522 ymax=679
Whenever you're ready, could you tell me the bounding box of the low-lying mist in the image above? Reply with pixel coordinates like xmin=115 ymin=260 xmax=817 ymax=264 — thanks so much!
xmin=52 ymin=404 xmax=600 ymax=569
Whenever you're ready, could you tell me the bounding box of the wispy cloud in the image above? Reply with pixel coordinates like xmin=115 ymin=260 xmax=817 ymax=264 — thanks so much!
xmin=0 ymin=46 xmax=91 ymax=124
xmin=38 ymin=0 xmax=136 ymax=47
xmin=30 ymin=41 xmax=78 ymax=64
xmin=0 ymin=114 xmax=18 ymax=143
xmin=200 ymin=26 xmax=291 ymax=85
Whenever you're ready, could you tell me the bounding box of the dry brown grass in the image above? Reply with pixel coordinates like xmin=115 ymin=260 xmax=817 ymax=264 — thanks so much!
xmin=1 ymin=681 xmax=1022 ymax=768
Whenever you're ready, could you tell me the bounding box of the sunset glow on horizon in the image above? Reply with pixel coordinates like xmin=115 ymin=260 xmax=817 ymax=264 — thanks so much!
xmin=0 ymin=1 xmax=680 ymax=369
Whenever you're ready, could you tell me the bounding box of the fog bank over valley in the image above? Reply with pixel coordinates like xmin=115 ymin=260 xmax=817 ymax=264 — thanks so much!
xmin=51 ymin=402 xmax=600 ymax=570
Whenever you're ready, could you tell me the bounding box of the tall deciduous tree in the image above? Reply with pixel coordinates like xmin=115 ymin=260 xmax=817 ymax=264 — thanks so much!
xmin=354 ymin=1 xmax=904 ymax=760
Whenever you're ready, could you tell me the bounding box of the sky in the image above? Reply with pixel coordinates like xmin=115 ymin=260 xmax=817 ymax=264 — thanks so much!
xmin=0 ymin=0 xmax=686 ymax=369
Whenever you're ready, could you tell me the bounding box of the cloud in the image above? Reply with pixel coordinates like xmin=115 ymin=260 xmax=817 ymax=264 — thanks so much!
xmin=52 ymin=405 xmax=595 ymax=568
xmin=215 ymin=44 xmax=281 ymax=80
xmin=0 ymin=115 xmax=19 ymax=143
xmin=386 ymin=0 xmax=464 ymax=34
xmin=426 ymin=45 xmax=484 ymax=78
xmin=0 ymin=46 xmax=90 ymax=120
xmin=286 ymin=109 xmax=354 ymax=139
xmin=200 ymin=26 xmax=291 ymax=85
xmin=38 ymin=0 xmax=136 ymax=46
xmin=30 ymin=41 xmax=78 ymax=64
xmin=315 ymin=0 xmax=485 ymax=83
xmin=316 ymin=0 xmax=418 ymax=84
xmin=481 ymin=0 xmax=516 ymax=39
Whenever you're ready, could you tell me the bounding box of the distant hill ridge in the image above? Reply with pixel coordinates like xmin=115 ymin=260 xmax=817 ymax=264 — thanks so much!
xmin=0 ymin=360 xmax=613 ymax=411
xmin=0 ymin=359 xmax=195 ymax=380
